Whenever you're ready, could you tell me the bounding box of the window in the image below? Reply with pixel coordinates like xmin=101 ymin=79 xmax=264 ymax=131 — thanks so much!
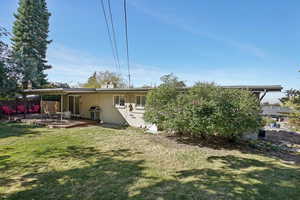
xmin=136 ymin=95 xmax=146 ymax=108
xmin=114 ymin=95 xmax=125 ymax=107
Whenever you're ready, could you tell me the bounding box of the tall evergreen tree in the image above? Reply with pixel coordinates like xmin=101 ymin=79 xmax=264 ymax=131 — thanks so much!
xmin=0 ymin=26 xmax=18 ymax=97
xmin=11 ymin=0 xmax=51 ymax=89
xmin=0 ymin=27 xmax=9 ymax=95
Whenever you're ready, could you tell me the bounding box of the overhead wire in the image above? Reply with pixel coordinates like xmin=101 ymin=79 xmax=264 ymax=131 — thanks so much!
xmin=123 ymin=0 xmax=131 ymax=87
xmin=107 ymin=0 xmax=121 ymax=72
xmin=100 ymin=0 xmax=119 ymax=72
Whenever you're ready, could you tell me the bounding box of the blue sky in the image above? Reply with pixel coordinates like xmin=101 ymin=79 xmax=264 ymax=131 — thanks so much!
xmin=1 ymin=0 xmax=300 ymax=102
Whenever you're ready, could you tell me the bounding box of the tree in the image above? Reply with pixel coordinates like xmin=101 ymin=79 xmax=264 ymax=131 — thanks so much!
xmin=280 ymin=89 xmax=300 ymax=104
xmin=141 ymin=84 xmax=153 ymax=88
xmin=280 ymin=88 xmax=300 ymax=130
xmin=0 ymin=27 xmax=10 ymax=96
xmin=11 ymin=0 xmax=51 ymax=89
xmin=0 ymin=26 xmax=18 ymax=97
xmin=160 ymin=73 xmax=186 ymax=87
xmin=145 ymin=81 xmax=262 ymax=141
xmin=82 ymin=71 xmax=126 ymax=88
xmin=144 ymin=74 xmax=185 ymax=129
xmin=83 ymin=72 xmax=98 ymax=88
xmin=42 ymin=82 xmax=70 ymax=89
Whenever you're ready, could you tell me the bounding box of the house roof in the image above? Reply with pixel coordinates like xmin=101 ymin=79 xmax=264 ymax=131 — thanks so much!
xmin=221 ymin=85 xmax=283 ymax=92
xmin=23 ymin=87 xmax=151 ymax=94
xmin=23 ymin=85 xmax=283 ymax=95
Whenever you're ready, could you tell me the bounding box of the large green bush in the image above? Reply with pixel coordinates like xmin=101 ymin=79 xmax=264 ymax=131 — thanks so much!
xmin=144 ymin=74 xmax=186 ymax=130
xmin=145 ymin=83 xmax=262 ymax=140
xmin=144 ymin=84 xmax=179 ymax=130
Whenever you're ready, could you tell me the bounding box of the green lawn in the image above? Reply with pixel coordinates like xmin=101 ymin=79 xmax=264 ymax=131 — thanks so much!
xmin=0 ymin=122 xmax=300 ymax=200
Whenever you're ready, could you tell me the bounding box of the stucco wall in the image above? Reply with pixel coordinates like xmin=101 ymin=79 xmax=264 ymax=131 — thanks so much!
xmin=99 ymin=94 xmax=127 ymax=124
xmin=62 ymin=92 xmax=147 ymax=125
xmin=79 ymin=94 xmax=100 ymax=119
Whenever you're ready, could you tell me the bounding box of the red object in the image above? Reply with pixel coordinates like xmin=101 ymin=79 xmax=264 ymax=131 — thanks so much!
xmin=29 ymin=104 xmax=40 ymax=113
xmin=34 ymin=105 xmax=40 ymax=113
xmin=2 ymin=106 xmax=16 ymax=115
xmin=17 ymin=105 xmax=26 ymax=113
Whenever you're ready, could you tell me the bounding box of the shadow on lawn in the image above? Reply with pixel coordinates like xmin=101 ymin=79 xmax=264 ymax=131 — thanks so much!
xmin=0 ymin=122 xmax=42 ymax=138
xmin=4 ymin=147 xmax=300 ymax=200
xmin=98 ymin=123 xmax=129 ymax=130
xmin=130 ymin=155 xmax=300 ymax=200
xmin=166 ymin=134 xmax=300 ymax=165
xmin=4 ymin=147 xmax=148 ymax=200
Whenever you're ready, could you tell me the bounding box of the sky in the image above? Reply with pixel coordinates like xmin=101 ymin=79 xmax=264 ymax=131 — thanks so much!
xmin=1 ymin=0 xmax=300 ymax=102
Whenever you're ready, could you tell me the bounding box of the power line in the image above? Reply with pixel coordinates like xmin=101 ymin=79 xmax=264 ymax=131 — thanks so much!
xmin=123 ymin=0 xmax=131 ymax=87
xmin=100 ymin=0 xmax=118 ymax=72
xmin=107 ymin=0 xmax=121 ymax=72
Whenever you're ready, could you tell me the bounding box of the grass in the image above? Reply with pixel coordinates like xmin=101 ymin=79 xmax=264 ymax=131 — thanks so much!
xmin=0 ymin=122 xmax=300 ymax=200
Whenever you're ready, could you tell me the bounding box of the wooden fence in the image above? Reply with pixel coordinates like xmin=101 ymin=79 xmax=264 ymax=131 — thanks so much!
xmin=41 ymin=101 xmax=60 ymax=114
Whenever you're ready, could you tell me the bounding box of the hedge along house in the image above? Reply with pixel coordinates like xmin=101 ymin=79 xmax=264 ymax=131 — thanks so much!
xmin=23 ymin=85 xmax=282 ymax=128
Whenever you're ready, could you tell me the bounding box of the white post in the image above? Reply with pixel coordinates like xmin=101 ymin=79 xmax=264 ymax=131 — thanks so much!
xmin=61 ymin=94 xmax=63 ymax=121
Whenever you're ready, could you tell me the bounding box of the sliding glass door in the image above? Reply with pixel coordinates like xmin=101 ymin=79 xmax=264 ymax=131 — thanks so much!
xmin=68 ymin=96 xmax=80 ymax=115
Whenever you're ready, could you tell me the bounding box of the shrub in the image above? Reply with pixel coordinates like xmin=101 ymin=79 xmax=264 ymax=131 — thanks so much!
xmin=262 ymin=117 xmax=276 ymax=126
xmin=164 ymin=83 xmax=220 ymax=137
xmin=144 ymin=84 xmax=179 ymax=130
xmin=144 ymin=74 xmax=186 ymax=130
xmin=145 ymin=82 xmax=263 ymax=140
xmin=284 ymin=97 xmax=300 ymax=130
xmin=211 ymin=86 xmax=262 ymax=139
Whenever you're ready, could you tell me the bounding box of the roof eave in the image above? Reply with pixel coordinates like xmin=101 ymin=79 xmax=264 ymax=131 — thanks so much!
xmin=23 ymin=85 xmax=283 ymax=94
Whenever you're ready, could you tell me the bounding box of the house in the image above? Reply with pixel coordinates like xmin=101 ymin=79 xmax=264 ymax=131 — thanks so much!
xmin=262 ymin=105 xmax=292 ymax=122
xmin=24 ymin=85 xmax=282 ymax=127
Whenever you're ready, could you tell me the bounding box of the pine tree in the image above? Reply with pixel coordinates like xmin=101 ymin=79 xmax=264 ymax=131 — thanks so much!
xmin=0 ymin=27 xmax=18 ymax=97
xmin=11 ymin=0 xmax=51 ymax=89
xmin=0 ymin=30 xmax=8 ymax=95
xmin=0 ymin=28 xmax=8 ymax=87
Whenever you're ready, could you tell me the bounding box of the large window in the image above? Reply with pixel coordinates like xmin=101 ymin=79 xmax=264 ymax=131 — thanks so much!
xmin=114 ymin=95 xmax=125 ymax=107
xmin=136 ymin=95 xmax=146 ymax=108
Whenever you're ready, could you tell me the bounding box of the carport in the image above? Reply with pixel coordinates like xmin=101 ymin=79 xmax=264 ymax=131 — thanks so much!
xmin=221 ymin=85 xmax=283 ymax=101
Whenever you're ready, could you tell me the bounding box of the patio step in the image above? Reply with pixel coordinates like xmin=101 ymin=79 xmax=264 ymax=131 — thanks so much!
xmin=33 ymin=119 xmax=97 ymax=128
xmin=116 ymin=108 xmax=146 ymax=128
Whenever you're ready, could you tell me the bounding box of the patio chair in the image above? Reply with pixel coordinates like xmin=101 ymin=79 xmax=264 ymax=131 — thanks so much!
xmin=17 ymin=105 xmax=26 ymax=114
xmin=2 ymin=106 xmax=16 ymax=115
xmin=34 ymin=105 xmax=41 ymax=113
xmin=29 ymin=105 xmax=40 ymax=113
xmin=64 ymin=111 xmax=71 ymax=119
xmin=42 ymin=106 xmax=51 ymax=119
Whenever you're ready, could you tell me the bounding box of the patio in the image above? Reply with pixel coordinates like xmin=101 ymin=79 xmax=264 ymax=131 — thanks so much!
xmin=6 ymin=114 xmax=98 ymax=128
xmin=31 ymin=119 xmax=98 ymax=128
